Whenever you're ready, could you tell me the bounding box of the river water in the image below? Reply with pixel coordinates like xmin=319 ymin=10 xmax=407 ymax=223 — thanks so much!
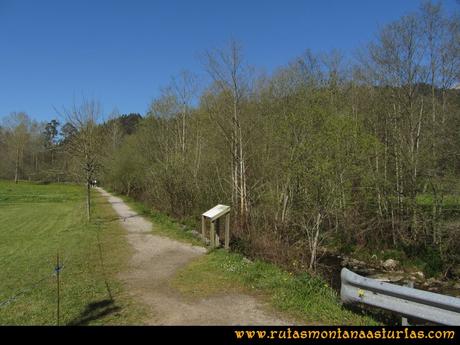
xmin=315 ymin=253 xmax=460 ymax=325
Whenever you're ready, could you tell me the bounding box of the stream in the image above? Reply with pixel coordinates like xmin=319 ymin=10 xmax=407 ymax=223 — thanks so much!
xmin=316 ymin=253 xmax=460 ymax=325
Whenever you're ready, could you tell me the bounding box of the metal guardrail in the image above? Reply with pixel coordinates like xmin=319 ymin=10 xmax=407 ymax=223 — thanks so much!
xmin=340 ymin=268 xmax=460 ymax=325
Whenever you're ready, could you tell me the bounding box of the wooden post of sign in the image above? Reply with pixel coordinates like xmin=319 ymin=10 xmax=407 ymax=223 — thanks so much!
xmin=225 ymin=213 xmax=230 ymax=250
xmin=210 ymin=221 xmax=215 ymax=248
xmin=215 ymin=218 xmax=220 ymax=247
xmin=201 ymin=215 xmax=205 ymax=239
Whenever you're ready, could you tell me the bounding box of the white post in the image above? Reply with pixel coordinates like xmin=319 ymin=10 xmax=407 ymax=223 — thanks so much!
xmin=225 ymin=213 xmax=230 ymax=250
xmin=210 ymin=221 xmax=215 ymax=248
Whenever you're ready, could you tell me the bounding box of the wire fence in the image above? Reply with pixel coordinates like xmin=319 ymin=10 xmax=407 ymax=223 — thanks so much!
xmin=0 ymin=275 xmax=50 ymax=308
xmin=0 ymin=232 xmax=113 ymax=326
xmin=0 ymin=254 xmax=64 ymax=306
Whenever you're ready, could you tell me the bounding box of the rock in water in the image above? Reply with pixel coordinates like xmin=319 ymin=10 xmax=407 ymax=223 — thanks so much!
xmin=382 ymin=259 xmax=399 ymax=271
xmin=413 ymin=271 xmax=425 ymax=281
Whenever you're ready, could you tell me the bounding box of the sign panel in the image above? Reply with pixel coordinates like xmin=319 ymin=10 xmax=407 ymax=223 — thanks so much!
xmin=202 ymin=204 xmax=230 ymax=222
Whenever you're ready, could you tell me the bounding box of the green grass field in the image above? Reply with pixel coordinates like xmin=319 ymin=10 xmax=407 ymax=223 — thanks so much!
xmin=0 ymin=180 xmax=146 ymax=325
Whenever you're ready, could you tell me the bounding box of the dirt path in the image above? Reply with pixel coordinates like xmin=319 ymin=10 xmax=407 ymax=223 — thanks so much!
xmin=97 ymin=188 xmax=289 ymax=325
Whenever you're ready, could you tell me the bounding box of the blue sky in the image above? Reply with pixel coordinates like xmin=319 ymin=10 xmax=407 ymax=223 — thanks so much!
xmin=0 ymin=0 xmax=458 ymax=122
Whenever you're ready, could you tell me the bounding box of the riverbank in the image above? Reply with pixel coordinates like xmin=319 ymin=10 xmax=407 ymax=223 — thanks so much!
xmin=317 ymin=250 xmax=460 ymax=299
xmin=108 ymin=190 xmax=378 ymax=325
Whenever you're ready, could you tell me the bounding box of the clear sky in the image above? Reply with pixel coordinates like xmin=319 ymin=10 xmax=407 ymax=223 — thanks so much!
xmin=0 ymin=0 xmax=458 ymax=122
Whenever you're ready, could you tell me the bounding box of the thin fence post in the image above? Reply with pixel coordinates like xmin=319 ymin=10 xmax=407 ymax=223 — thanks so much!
xmin=56 ymin=252 xmax=60 ymax=326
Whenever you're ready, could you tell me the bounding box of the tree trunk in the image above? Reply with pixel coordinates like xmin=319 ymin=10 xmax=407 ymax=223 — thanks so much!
xmin=86 ymin=173 xmax=91 ymax=221
xmin=14 ymin=148 xmax=19 ymax=184
xmin=232 ymin=94 xmax=239 ymax=229
xmin=309 ymin=213 xmax=322 ymax=271
xmin=182 ymin=103 xmax=186 ymax=157
xmin=239 ymin=126 xmax=246 ymax=227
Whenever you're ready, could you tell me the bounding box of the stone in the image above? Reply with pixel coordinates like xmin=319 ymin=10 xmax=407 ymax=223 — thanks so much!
xmin=355 ymin=267 xmax=376 ymax=276
xmin=189 ymin=230 xmax=200 ymax=237
xmin=349 ymin=258 xmax=366 ymax=267
xmin=382 ymin=259 xmax=399 ymax=271
xmin=242 ymin=257 xmax=253 ymax=264
xmin=369 ymin=273 xmax=405 ymax=283
xmin=413 ymin=271 xmax=425 ymax=281
xmin=427 ymin=277 xmax=438 ymax=285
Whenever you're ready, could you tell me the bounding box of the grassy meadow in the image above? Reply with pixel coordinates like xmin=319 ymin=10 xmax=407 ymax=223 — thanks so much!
xmin=0 ymin=180 xmax=146 ymax=325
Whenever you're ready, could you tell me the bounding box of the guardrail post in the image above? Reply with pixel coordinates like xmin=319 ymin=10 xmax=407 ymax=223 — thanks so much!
xmin=401 ymin=281 xmax=414 ymax=326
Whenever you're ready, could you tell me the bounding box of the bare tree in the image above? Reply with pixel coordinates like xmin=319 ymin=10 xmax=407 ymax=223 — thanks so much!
xmin=170 ymin=70 xmax=198 ymax=158
xmin=3 ymin=112 xmax=32 ymax=183
xmin=104 ymin=109 xmax=124 ymax=153
xmin=368 ymin=13 xmax=427 ymax=242
xmin=204 ymin=40 xmax=251 ymax=230
xmin=58 ymin=99 xmax=103 ymax=220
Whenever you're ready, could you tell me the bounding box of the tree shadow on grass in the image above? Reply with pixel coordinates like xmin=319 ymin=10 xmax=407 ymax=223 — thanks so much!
xmin=92 ymin=214 xmax=140 ymax=225
xmin=67 ymin=299 xmax=121 ymax=325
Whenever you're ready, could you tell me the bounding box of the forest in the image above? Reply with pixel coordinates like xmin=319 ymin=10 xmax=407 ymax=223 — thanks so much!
xmin=1 ymin=2 xmax=459 ymax=279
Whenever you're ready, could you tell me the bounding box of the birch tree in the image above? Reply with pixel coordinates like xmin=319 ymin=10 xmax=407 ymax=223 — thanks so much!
xmin=204 ymin=40 xmax=251 ymax=231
